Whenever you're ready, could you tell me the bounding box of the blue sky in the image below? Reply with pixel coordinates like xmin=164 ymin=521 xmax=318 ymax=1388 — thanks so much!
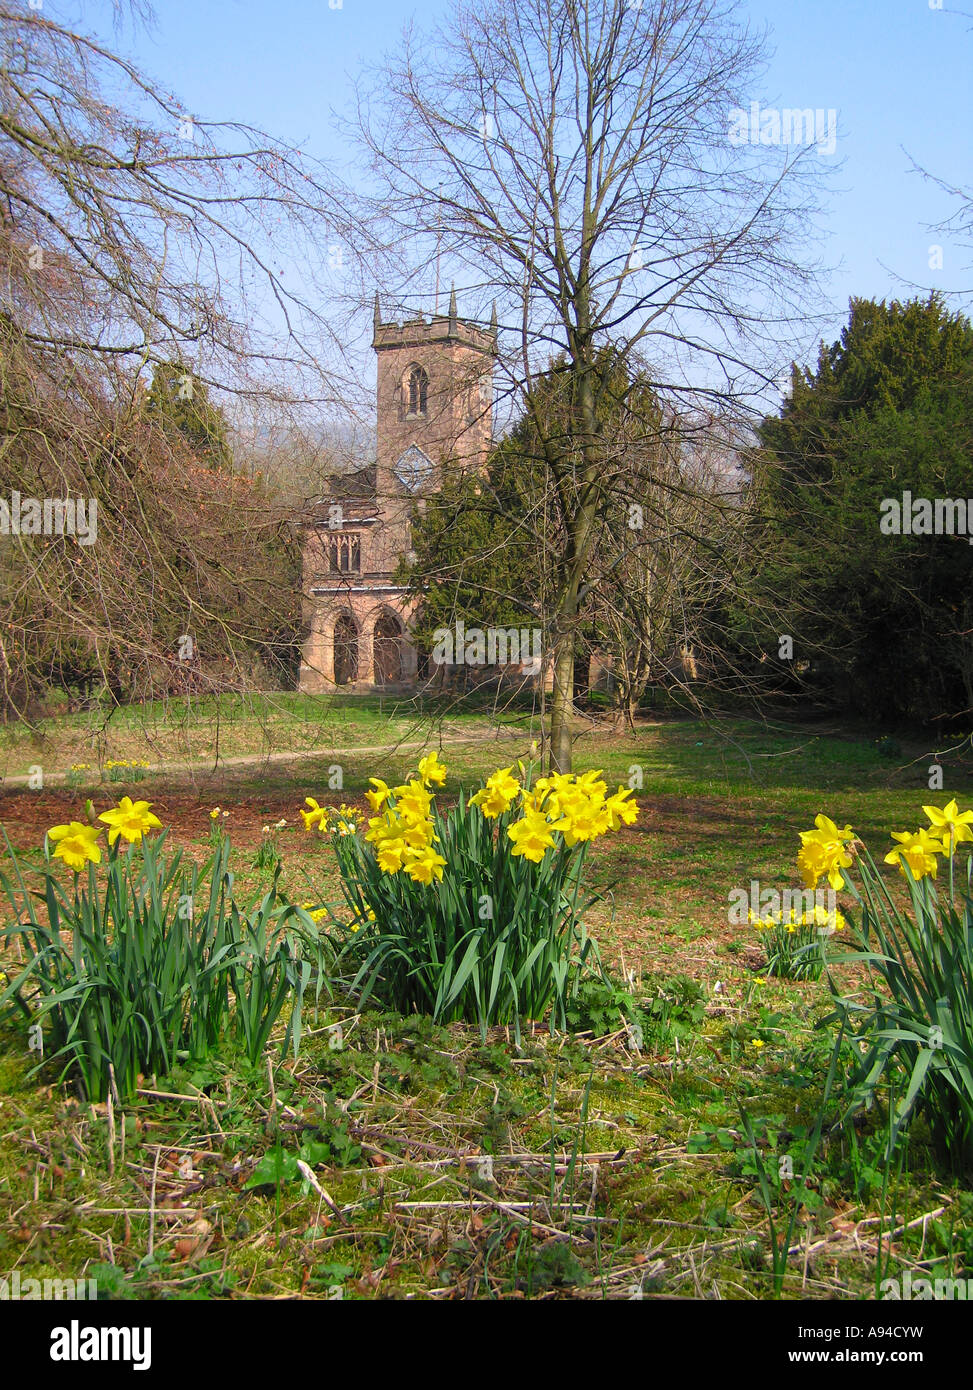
xmin=77 ymin=0 xmax=971 ymax=369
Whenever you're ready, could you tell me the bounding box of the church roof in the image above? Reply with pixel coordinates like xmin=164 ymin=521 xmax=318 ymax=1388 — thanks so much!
xmin=304 ymin=464 xmax=380 ymax=530
xmin=316 ymin=464 xmax=377 ymax=502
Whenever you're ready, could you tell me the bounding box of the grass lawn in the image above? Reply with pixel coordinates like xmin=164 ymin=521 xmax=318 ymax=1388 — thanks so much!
xmin=1 ymin=709 xmax=971 ymax=1300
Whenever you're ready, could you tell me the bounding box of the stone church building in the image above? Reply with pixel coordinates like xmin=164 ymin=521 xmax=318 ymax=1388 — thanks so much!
xmin=299 ymin=292 xmax=497 ymax=693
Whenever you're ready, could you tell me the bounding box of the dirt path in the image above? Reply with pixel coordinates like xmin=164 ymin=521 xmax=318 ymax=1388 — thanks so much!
xmin=0 ymin=726 xmax=530 ymax=790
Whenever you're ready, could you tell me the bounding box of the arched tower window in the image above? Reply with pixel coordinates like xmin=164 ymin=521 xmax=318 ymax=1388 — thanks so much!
xmin=406 ymin=365 xmax=428 ymax=418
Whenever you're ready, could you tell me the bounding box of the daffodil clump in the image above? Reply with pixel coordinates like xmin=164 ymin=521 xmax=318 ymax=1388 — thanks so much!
xmin=298 ymin=797 xmax=365 ymax=838
xmin=464 ymin=764 xmax=637 ymax=859
xmin=749 ymin=901 xmax=847 ymax=981
xmin=360 ymin=759 xmax=637 ymax=880
xmin=312 ymin=753 xmax=638 ymax=1036
xmin=105 ymin=758 xmax=151 ymax=783
xmin=1 ymin=802 xmax=317 ymax=1103
xmin=762 ymin=800 xmax=973 ymax=1167
xmin=253 ymin=818 xmax=289 ymax=871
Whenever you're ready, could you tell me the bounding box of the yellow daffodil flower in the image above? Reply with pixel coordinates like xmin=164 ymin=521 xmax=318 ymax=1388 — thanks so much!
xmin=884 ymin=827 xmax=945 ymax=880
xmin=365 ymin=778 xmax=392 ymax=813
xmin=404 ymin=848 xmax=447 ymax=884
xmin=508 ymin=809 xmax=560 ymax=862
xmin=576 ymin=768 xmax=608 ymax=798
xmin=417 ymin=752 xmax=447 ymax=788
xmin=97 ymin=797 xmax=163 ymax=847
xmin=797 ymin=814 xmax=855 ymax=890
xmin=377 ymin=840 xmax=407 ymax=874
xmin=48 ymin=821 xmax=102 ymax=872
xmin=393 ymin=779 xmax=434 ymax=822
xmin=604 ymin=786 xmax=639 ymax=829
xmin=300 ymin=797 xmax=328 ymax=832
xmin=471 ymin=766 xmax=521 ymax=817
xmin=923 ymin=799 xmax=973 ymax=851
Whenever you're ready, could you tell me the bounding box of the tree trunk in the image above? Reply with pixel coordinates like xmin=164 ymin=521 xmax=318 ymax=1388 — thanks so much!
xmin=549 ymin=630 xmax=575 ymax=773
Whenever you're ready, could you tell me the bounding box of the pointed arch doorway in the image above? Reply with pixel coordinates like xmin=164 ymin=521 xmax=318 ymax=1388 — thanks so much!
xmin=373 ymin=612 xmax=403 ymax=687
xmin=333 ymin=614 xmax=359 ymax=685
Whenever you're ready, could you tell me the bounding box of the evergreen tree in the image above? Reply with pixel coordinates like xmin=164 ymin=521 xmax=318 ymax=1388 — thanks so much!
xmin=741 ymin=295 xmax=973 ymax=724
xmin=144 ymin=361 xmax=232 ymax=470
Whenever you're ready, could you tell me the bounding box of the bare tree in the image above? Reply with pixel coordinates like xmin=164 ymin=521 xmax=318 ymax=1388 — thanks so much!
xmin=585 ymin=422 xmax=747 ymax=727
xmin=0 ymin=5 xmax=350 ymax=721
xmin=0 ymin=5 xmax=344 ymax=391
xmin=351 ymin=0 xmax=826 ymax=769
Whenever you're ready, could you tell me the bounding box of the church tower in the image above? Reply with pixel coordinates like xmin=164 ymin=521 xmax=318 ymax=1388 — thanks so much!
xmin=298 ymin=293 xmax=496 ymax=693
xmin=373 ymin=289 xmax=496 ymax=501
